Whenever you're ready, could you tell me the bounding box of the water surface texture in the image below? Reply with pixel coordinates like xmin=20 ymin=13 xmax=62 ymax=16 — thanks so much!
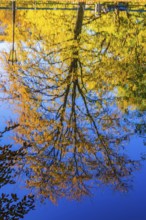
xmin=0 ymin=1 xmax=146 ymax=220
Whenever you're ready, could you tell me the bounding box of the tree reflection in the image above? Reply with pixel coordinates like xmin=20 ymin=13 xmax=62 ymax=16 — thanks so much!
xmin=0 ymin=125 xmax=35 ymax=219
xmin=0 ymin=2 xmax=146 ymax=204
xmin=0 ymin=194 xmax=35 ymax=220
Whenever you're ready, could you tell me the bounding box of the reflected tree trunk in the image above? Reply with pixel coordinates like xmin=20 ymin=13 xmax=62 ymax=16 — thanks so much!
xmin=74 ymin=3 xmax=85 ymax=39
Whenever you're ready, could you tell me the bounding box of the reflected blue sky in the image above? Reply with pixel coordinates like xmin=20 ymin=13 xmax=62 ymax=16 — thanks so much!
xmin=26 ymin=156 xmax=146 ymax=220
xmin=12 ymin=137 xmax=146 ymax=220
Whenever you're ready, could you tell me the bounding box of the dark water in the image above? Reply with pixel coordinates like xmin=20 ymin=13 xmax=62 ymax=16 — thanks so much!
xmin=0 ymin=1 xmax=146 ymax=220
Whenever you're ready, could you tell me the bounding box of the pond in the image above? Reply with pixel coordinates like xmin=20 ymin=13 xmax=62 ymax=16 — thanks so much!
xmin=0 ymin=1 xmax=146 ymax=220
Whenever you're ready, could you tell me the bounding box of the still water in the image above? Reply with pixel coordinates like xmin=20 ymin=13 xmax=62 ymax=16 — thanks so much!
xmin=0 ymin=1 xmax=146 ymax=219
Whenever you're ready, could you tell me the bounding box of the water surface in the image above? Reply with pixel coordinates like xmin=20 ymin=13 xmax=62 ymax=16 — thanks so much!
xmin=0 ymin=1 xmax=146 ymax=219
